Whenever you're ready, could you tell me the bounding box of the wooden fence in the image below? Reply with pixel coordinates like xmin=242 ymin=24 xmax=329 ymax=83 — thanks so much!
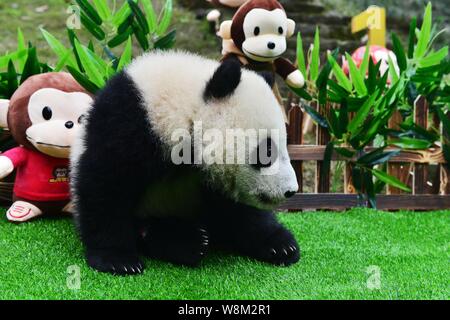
xmin=281 ymin=94 xmax=450 ymax=211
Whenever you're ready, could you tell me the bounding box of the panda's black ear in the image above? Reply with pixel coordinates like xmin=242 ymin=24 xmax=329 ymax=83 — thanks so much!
xmin=258 ymin=71 xmax=275 ymax=88
xmin=204 ymin=58 xmax=241 ymax=101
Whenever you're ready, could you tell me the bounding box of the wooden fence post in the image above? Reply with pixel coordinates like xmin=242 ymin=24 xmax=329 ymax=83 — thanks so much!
xmin=315 ymin=102 xmax=331 ymax=193
xmin=413 ymin=97 xmax=431 ymax=194
xmin=387 ymin=111 xmax=413 ymax=194
xmin=287 ymin=93 xmax=303 ymax=193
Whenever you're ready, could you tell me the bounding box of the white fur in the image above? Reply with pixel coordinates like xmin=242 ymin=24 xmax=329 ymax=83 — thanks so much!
xmin=126 ymin=51 xmax=298 ymax=208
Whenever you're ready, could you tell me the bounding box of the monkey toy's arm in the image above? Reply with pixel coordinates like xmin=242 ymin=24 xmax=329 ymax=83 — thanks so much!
xmin=0 ymin=148 xmax=27 ymax=179
xmin=274 ymin=58 xmax=305 ymax=88
xmin=0 ymin=156 xmax=14 ymax=179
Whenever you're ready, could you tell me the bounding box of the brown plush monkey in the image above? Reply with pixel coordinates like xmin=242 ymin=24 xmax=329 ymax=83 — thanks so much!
xmin=218 ymin=0 xmax=304 ymax=89
xmin=0 ymin=73 xmax=92 ymax=222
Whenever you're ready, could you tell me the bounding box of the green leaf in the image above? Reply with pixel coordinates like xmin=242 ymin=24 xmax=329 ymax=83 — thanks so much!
xmin=335 ymin=147 xmax=355 ymax=158
xmin=80 ymin=11 xmax=106 ymax=40
xmin=296 ymin=32 xmax=306 ymax=77
xmin=108 ymin=26 xmax=133 ymax=48
xmin=391 ymin=32 xmax=407 ymax=72
xmin=41 ymin=28 xmax=77 ymax=69
xmin=338 ymin=99 xmax=348 ymax=132
xmin=359 ymin=43 xmax=371 ymax=78
xmin=154 ymin=29 xmax=176 ymax=50
xmin=389 ymin=137 xmax=432 ymax=149
xmin=327 ymin=108 xmax=342 ymax=139
xmin=92 ymin=0 xmax=112 ymax=22
xmin=309 ymin=27 xmax=320 ymax=81
xmin=128 ymin=0 xmax=150 ymax=35
xmin=132 ymin=22 xmax=149 ymax=51
xmin=357 ymin=148 xmax=400 ymax=166
xmin=303 ymin=104 xmax=328 ymax=128
xmin=157 ymin=0 xmax=173 ymax=36
xmin=16 ymin=28 xmax=27 ymax=71
xmin=408 ymin=17 xmax=417 ymax=59
xmin=142 ymin=0 xmax=158 ymax=33
xmin=67 ymin=65 xmax=100 ymax=94
xmin=7 ymin=60 xmax=18 ymax=97
xmin=414 ymin=2 xmax=432 ymax=59
xmin=347 ymin=89 xmax=379 ymax=135
xmin=328 ymin=53 xmax=352 ymax=92
xmin=317 ymin=48 xmax=338 ymax=105
xmin=370 ymin=168 xmax=411 ymax=192
xmin=117 ymin=37 xmax=133 ymax=71
xmin=0 ymin=49 xmax=28 ymax=70
xmin=345 ymin=52 xmax=367 ymax=96
xmin=388 ymin=55 xmax=399 ymax=84
xmin=112 ymin=1 xmax=133 ymax=27
xmin=288 ymin=85 xmax=312 ymax=101
xmin=367 ymin=59 xmax=381 ymax=94
xmin=76 ymin=0 xmax=103 ymax=25
xmin=20 ymin=47 xmax=41 ymax=84
xmin=73 ymin=39 xmax=105 ymax=87
xmin=419 ymin=47 xmax=449 ymax=68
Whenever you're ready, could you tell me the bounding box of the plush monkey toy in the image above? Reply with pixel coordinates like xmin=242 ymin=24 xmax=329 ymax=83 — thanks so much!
xmin=218 ymin=0 xmax=305 ymax=89
xmin=0 ymin=73 xmax=92 ymax=222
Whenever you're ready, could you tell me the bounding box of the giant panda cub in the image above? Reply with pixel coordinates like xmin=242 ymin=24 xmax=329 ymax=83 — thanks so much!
xmin=71 ymin=51 xmax=299 ymax=275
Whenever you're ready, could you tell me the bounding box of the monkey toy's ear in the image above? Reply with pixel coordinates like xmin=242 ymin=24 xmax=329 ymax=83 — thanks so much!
xmin=0 ymin=99 xmax=9 ymax=129
xmin=218 ymin=20 xmax=233 ymax=39
xmin=287 ymin=19 xmax=296 ymax=38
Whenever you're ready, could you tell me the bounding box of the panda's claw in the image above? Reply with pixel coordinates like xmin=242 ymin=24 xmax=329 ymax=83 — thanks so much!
xmin=87 ymin=249 xmax=144 ymax=276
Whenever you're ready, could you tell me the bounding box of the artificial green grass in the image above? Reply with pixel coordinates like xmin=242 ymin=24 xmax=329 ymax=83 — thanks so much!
xmin=0 ymin=207 xmax=448 ymax=300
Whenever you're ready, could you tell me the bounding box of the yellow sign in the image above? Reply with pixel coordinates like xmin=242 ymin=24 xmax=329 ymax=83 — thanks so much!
xmin=351 ymin=6 xmax=386 ymax=47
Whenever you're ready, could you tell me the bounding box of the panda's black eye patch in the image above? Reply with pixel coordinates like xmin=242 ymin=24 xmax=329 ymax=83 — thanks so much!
xmin=42 ymin=106 xmax=52 ymax=120
xmin=278 ymin=27 xmax=284 ymax=34
xmin=254 ymin=27 xmax=260 ymax=36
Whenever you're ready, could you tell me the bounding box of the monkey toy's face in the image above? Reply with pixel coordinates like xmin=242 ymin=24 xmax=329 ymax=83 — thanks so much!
xmin=241 ymin=8 xmax=295 ymax=62
xmin=26 ymin=88 xmax=92 ymax=158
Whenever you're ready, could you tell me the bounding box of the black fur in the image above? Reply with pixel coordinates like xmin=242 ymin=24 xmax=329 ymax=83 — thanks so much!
xmin=74 ymin=70 xmax=299 ymax=276
xmin=204 ymin=57 xmax=242 ymax=101
xmin=258 ymin=71 xmax=275 ymax=88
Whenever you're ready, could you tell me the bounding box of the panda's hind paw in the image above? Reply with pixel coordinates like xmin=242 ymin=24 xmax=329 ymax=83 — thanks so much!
xmin=87 ymin=249 xmax=144 ymax=276
xmin=140 ymin=225 xmax=209 ymax=267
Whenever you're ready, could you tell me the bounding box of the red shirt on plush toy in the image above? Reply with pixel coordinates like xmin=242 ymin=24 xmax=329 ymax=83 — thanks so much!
xmin=0 ymin=73 xmax=92 ymax=222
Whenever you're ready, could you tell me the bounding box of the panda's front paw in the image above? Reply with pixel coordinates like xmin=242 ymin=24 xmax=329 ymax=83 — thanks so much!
xmin=86 ymin=249 xmax=144 ymax=276
xmin=259 ymin=228 xmax=300 ymax=266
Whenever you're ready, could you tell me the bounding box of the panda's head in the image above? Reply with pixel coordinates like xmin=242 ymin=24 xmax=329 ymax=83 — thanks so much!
xmin=196 ymin=57 xmax=298 ymax=209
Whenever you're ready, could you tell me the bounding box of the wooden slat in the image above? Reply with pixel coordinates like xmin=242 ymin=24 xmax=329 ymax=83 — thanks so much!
xmin=315 ymin=102 xmax=330 ymax=193
xmin=287 ymin=102 xmax=304 ymax=193
xmin=413 ymin=97 xmax=430 ymax=194
xmin=440 ymin=109 xmax=450 ymax=195
xmin=278 ymin=193 xmax=450 ymax=211
xmin=388 ymin=111 xmax=412 ymax=194
xmin=288 ymin=145 xmax=445 ymax=163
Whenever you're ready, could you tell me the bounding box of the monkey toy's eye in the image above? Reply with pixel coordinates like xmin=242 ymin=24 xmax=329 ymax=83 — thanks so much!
xmin=278 ymin=27 xmax=284 ymax=34
xmin=42 ymin=106 xmax=52 ymax=120
xmin=254 ymin=27 xmax=260 ymax=36
xmin=78 ymin=115 xmax=86 ymax=124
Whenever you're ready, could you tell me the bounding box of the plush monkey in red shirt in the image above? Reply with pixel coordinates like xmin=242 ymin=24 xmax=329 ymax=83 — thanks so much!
xmin=0 ymin=73 xmax=92 ymax=222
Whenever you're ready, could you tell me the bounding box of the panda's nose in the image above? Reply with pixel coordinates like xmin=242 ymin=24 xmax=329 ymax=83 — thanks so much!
xmin=284 ymin=191 xmax=296 ymax=198
xmin=267 ymin=42 xmax=276 ymax=50
xmin=65 ymin=121 xmax=74 ymax=129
